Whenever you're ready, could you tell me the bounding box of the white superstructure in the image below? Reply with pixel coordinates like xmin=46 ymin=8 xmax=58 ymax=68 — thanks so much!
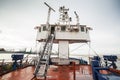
xmin=35 ymin=5 xmax=92 ymax=64
xmin=36 ymin=24 xmax=91 ymax=43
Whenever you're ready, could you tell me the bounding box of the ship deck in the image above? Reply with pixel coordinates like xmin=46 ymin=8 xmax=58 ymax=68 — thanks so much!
xmin=0 ymin=65 xmax=93 ymax=80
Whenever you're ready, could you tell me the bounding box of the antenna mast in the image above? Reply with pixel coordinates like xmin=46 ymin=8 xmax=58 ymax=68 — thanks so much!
xmin=59 ymin=6 xmax=70 ymax=24
xmin=74 ymin=11 xmax=80 ymax=28
xmin=44 ymin=2 xmax=55 ymax=31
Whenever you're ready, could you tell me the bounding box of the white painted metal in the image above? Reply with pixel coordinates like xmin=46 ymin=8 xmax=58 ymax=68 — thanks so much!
xmin=36 ymin=24 xmax=90 ymax=42
xmin=58 ymin=58 xmax=70 ymax=65
xmin=36 ymin=30 xmax=48 ymax=40
xmin=35 ymin=4 xmax=92 ymax=66
xmin=58 ymin=41 xmax=69 ymax=59
xmin=55 ymin=31 xmax=89 ymax=40
xmin=74 ymin=11 xmax=80 ymax=28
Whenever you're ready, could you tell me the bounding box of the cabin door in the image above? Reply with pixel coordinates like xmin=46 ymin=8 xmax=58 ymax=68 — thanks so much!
xmin=51 ymin=27 xmax=55 ymax=34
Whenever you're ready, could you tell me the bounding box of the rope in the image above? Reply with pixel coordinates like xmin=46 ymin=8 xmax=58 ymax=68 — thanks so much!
xmin=70 ymin=43 xmax=86 ymax=53
xmin=86 ymin=43 xmax=99 ymax=57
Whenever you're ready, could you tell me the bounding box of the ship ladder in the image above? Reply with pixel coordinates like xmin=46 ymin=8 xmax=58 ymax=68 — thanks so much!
xmin=32 ymin=34 xmax=54 ymax=79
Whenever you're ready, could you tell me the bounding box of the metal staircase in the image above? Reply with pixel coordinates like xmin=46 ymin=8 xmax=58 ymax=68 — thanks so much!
xmin=33 ymin=34 xmax=54 ymax=78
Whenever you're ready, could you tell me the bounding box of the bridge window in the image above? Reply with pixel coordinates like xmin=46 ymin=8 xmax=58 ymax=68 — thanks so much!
xmin=39 ymin=27 xmax=41 ymax=32
xmin=43 ymin=26 xmax=46 ymax=31
xmin=61 ymin=26 xmax=66 ymax=31
xmin=86 ymin=28 xmax=88 ymax=33
xmin=81 ymin=27 xmax=84 ymax=32
xmin=51 ymin=26 xmax=55 ymax=34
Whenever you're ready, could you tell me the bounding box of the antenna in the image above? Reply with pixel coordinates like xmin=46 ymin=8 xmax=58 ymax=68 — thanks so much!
xmin=74 ymin=11 xmax=80 ymax=27
xmin=59 ymin=6 xmax=69 ymax=24
xmin=44 ymin=2 xmax=55 ymax=12
xmin=74 ymin=11 xmax=79 ymax=18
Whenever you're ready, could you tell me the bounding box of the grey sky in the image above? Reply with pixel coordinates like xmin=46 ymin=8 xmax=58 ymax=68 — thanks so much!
xmin=0 ymin=0 xmax=120 ymax=54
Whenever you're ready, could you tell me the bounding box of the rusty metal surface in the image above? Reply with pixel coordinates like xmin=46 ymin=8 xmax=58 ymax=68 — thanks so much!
xmin=0 ymin=66 xmax=35 ymax=80
xmin=0 ymin=65 xmax=93 ymax=80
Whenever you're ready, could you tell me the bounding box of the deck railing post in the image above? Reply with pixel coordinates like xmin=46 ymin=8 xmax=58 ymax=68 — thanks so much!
xmin=72 ymin=62 xmax=76 ymax=80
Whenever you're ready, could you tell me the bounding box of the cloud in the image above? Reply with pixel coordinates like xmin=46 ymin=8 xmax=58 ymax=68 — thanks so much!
xmin=0 ymin=30 xmax=2 ymax=33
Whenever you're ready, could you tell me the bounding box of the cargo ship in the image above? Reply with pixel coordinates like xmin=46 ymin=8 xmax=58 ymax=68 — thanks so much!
xmin=0 ymin=2 xmax=120 ymax=80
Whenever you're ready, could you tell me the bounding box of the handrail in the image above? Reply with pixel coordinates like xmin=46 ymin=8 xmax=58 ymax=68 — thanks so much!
xmin=33 ymin=34 xmax=54 ymax=78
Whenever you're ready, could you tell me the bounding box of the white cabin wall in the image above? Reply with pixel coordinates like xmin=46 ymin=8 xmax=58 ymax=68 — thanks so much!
xmin=36 ymin=31 xmax=49 ymax=40
xmin=54 ymin=25 xmax=90 ymax=41
xmin=55 ymin=31 xmax=90 ymax=41
xmin=36 ymin=24 xmax=91 ymax=42
xmin=36 ymin=25 xmax=49 ymax=40
xmin=58 ymin=41 xmax=69 ymax=59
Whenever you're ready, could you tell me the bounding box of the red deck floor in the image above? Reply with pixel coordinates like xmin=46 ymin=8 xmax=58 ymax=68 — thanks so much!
xmin=0 ymin=65 xmax=93 ymax=80
xmin=0 ymin=66 xmax=35 ymax=80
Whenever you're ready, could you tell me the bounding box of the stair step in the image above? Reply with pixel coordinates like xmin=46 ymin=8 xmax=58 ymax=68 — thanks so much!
xmin=34 ymin=34 xmax=54 ymax=78
xmin=37 ymin=64 xmax=47 ymax=77
xmin=40 ymin=61 xmax=47 ymax=64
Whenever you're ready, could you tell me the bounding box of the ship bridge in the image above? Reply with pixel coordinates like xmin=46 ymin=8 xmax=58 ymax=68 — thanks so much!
xmin=34 ymin=3 xmax=92 ymax=79
xmin=35 ymin=4 xmax=92 ymax=62
xmin=36 ymin=24 xmax=92 ymax=43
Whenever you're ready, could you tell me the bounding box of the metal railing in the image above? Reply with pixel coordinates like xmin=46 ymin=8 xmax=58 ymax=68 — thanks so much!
xmin=33 ymin=34 xmax=54 ymax=78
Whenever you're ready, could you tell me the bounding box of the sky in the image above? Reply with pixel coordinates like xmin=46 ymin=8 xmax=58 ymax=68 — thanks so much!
xmin=0 ymin=0 xmax=120 ymax=55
